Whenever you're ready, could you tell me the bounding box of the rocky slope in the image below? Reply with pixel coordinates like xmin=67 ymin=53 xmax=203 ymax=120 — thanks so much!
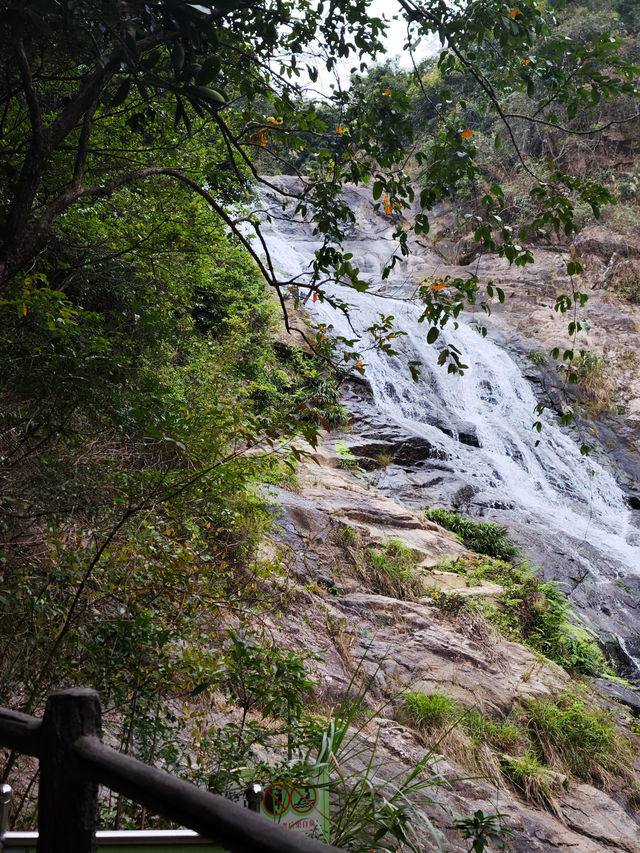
xmin=263 ymin=443 xmax=640 ymax=852
xmin=254 ymin=177 xmax=640 ymax=850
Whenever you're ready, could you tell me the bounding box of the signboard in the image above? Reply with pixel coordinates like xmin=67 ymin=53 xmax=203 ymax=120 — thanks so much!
xmin=260 ymin=775 xmax=329 ymax=840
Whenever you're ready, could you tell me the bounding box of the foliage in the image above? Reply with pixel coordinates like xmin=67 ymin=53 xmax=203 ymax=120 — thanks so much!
xmin=364 ymin=539 xmax=425 ymax=599
xmin=462 ymin=709 xmax=526 ymax=754
xmin=401 ymin=685 xmax=637 ymax=810
xmin=566 ymin=348 xmax=615 ymax=410
xmin=404 ymin=691 xmax=457 ymax=731
xmin=205 ymin=630 xmax=321 ymax=796
xmin=469 ymin=557 xmax=607 ymax=675
xmin=524 ymin=691 xmax=635 ymax=787
xmin=207 ymin=652 xmax=454 ymax=852
xmin=335 ymin=440 xmax=360 ymax=471
xmin=2 ymin=0 xmax=640 ymax=840
xmin=453 ymin=810 xmax=511 ymax=853
xmin=1 ymin=0 xmax=638 ymax=378
xmin=425 ymin=509 xmax=519 ymax=561
xmin=316 ymin=662 xmax=448 ymax=853
xmin=499 ymin=753 xmax=561 ymax=812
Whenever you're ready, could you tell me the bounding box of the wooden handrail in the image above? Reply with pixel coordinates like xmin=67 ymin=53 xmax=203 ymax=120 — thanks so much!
xmin=0 ymin=689 xmax=344 ymax=853
xmin=75 ymin=736 xmax=342 ymax=853
xmin=0 ymin=708 xmax=41 ymax=756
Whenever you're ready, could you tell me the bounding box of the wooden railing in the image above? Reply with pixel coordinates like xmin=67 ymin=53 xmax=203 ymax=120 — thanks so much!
xmin=0 ymin=688 xmax=343 ymax=853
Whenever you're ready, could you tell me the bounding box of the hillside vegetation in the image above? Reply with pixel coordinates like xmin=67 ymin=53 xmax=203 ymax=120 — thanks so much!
xmin=1 ymin=0 xmax=640 ymax=849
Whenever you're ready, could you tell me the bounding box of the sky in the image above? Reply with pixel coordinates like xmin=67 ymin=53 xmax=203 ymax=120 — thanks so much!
xmin=370 ymin=0 xmax=441 ymax=68
xmin=304 ymin=0 xmax=441 ymax=96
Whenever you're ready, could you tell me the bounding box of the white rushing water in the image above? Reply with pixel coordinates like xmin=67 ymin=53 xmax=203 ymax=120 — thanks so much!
xmin=256 ymin=182 xmax=640 ymax=578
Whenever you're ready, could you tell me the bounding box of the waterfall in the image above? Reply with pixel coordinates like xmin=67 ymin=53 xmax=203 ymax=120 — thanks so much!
xmin=256 ymin=177 xmax=640 ymax=661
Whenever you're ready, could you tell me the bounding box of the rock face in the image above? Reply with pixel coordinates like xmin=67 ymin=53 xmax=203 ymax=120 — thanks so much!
xmin=265 ymin=447 xmax=640 ymax=853
xmin=258 ymin=178 xmax=640 ymax=849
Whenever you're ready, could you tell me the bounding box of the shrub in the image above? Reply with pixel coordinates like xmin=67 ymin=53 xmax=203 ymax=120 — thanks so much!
xmin=336 ymin=521 xmax=358 ymax=547
xmin=428 ymin=589 xmax=468 ymax=615
xmin=335 ymin=440 xmax=360 ymax=470
xmin=425 ymin=509 xmax=519 ymax=561
xmin=571 ymin=348 xmax=615 ymax=408
xmin=462 ymin=709 xmax=526 ymax=754
xmin=500 ymin=752 xmax=562 ymax=813
xmin=470 ymin=560 xmax=607 ymax=676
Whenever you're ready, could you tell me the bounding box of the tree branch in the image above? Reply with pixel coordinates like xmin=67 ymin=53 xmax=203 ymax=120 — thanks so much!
xmin=14 ymin=38 xmax=43 ymax=142
xmin=73 ymin=100 xmax=99 ymax=188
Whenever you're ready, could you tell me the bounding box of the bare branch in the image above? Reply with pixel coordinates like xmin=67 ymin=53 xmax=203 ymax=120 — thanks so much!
xmin=502 ymin=109 xmax=640 ymax=137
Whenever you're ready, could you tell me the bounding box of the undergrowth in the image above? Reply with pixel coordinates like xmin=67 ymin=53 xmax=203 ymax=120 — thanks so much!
xmin=366 ymin=539 xmax=425 ymax=599
xmin=425 ymin=506 xmax=607 ymax=678
xmin=525 ymin=691 xmax=635 ymax=789
xmin=468 ymin=557 xmax=607 ymax=676
xmin=334 ymin=525 xmax=425 ymax=600
xmin=401 ymin=688 xmax=637 ymax=810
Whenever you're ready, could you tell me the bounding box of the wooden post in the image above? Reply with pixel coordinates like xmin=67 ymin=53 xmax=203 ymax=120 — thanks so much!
xmin=38 ymin=688 xmax=101 ymax=853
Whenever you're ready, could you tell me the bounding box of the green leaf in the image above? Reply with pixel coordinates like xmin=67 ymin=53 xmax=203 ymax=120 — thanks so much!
xmin=189 ymin=85 xmax=226 ymax=106
xmin=196 ymin=56 xmax=221 ymax=85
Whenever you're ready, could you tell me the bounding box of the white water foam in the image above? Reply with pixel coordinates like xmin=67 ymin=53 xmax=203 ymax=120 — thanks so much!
xmin=256 ymin=184 xmax=640 ymax=577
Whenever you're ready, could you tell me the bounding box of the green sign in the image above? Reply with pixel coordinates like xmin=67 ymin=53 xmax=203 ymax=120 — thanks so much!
xmin=259 ymin=773 xmax=330 ymax=841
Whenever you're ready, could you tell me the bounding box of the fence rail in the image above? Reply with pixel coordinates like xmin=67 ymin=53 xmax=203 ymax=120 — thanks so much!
xmin=0 ymin=688 xmax=343 ymax=853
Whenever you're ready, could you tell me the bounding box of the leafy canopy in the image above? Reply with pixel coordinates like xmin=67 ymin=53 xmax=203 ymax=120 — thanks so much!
xmin=1 ymin=0 xmax=638 ymax=372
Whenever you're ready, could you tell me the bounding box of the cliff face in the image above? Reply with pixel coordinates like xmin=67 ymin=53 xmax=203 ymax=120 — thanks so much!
xmin=252 ymin=179 xmax=640 ymax=850
xmin=264 ymin=444 xmax=640 ymax=852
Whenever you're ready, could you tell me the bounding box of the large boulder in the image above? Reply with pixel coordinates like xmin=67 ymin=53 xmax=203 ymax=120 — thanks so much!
xmin=572 ymin=227 xmax=640 ymax=264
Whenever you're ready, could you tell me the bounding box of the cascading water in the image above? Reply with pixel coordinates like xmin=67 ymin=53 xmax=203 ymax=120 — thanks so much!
xmin=256 ymin=177 xmax=640 ymax=668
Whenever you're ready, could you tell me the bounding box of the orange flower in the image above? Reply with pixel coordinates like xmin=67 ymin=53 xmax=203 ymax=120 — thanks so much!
xmin=336 ymin=125 xmax=345 ymax=135
xmin=384 ymin=194 xmax=392 ymax=215
xmin=509 ymin=7 xmax=522 ymax=17
xmin=384 ymin=88 xmax=391 ymax=96
xmin=254 ymin=128 xmax=268 ymax=146
xmin=461 ymin=129 xmax=473 ymax=138
xmin=430 ymin=281 xmax=447 ymax=291
xmin=312 ymin=291 xmax=318 ymax=302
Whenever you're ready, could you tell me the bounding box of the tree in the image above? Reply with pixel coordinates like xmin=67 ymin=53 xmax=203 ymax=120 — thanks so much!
xmin=1 ymin=0 xmax=639 ymax=828
xmin=1 ymin=0 xmax=638 ymax=355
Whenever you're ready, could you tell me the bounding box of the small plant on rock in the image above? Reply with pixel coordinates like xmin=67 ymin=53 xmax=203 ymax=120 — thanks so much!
xmin=365 ymin=539 xmax=424 ymax=599
xmin=404 ymin=690 xmax=457 ymax=730
xmin=425 ymin=508 xmax=519 ymax=561
xmin=335 ymin=440 xmax=360 ymax=471
xmin=453 ymin=810 xmax=511 ymax=852
xmin=524 ymin=691 xmax=635 ymax=788
xmin=500 ymin=752 xmax=563 ymax=814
